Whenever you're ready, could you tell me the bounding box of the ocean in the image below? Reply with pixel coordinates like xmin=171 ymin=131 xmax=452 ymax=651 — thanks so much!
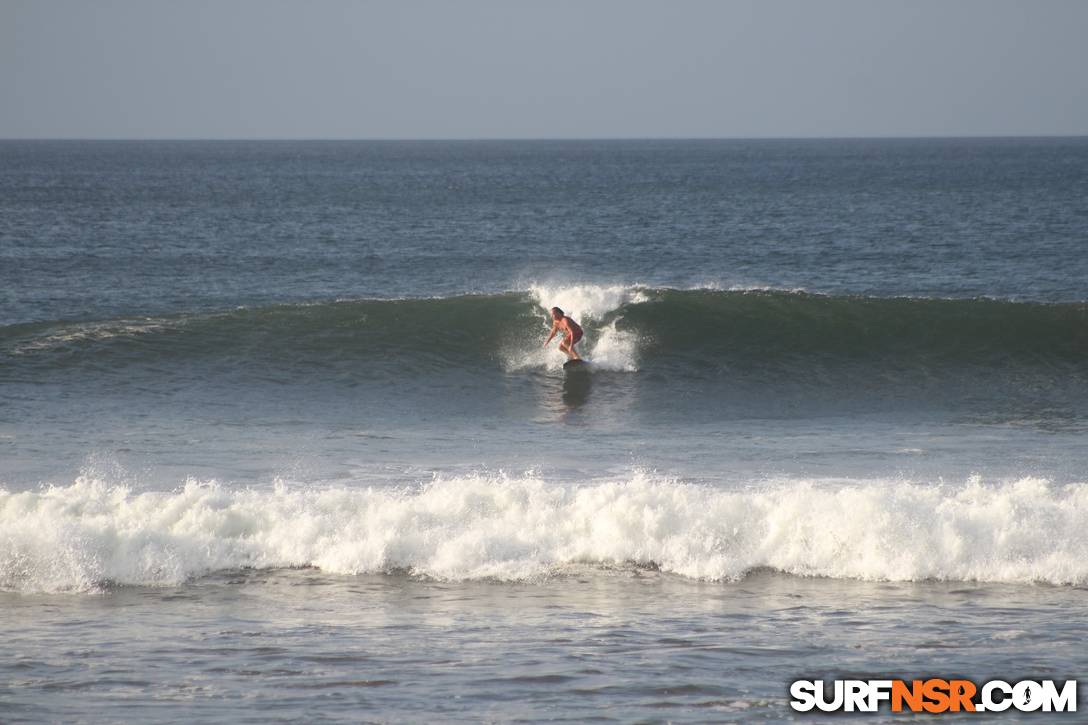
xmin=2 ymin=138 xmax=1087 ymax=721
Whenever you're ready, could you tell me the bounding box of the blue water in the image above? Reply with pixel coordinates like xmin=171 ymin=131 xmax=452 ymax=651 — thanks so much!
xmin=2 ymin=139 xmax=1087 ymax=722
xmin=3 ymin=139 xmax=1088 ymax=327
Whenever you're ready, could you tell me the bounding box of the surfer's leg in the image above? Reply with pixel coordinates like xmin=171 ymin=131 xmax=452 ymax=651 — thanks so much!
xmin=569 ymin=332 xmax=582 ymax=360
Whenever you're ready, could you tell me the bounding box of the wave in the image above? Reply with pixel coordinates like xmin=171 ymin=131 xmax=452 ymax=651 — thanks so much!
xmin=2 ymin=286 xmax=1087 ymax=379
xmin=3 ymin=472 xmax=1086 ymax=593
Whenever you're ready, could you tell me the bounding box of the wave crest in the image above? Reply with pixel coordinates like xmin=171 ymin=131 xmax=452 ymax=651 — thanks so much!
xmin=3 ymin=473 xmax=1086 ymax=593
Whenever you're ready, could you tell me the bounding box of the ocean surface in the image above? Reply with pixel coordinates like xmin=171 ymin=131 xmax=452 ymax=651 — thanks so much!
xmin=2 ymin=138 xmax=1087 ymax=722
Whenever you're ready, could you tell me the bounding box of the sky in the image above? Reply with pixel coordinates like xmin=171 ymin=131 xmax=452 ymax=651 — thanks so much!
xmin=2 ymin=0 xmax=1087 ymax=139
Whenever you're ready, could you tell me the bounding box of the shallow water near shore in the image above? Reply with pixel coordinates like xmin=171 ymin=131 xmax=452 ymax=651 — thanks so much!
xmin=4 ymin=569 xmax=1086 ymax=723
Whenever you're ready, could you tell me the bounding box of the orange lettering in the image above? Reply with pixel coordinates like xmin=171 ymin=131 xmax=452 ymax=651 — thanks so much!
xmin=922 ymin=679 xmax=951 ymax=713
xmin=949 ymin=680 xmax=977 ymax=712
xmin=892 ymin=680 xmax=924 ymax=712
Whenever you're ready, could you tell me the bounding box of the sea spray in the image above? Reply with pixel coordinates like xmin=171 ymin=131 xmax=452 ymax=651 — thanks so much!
xmin=527 ymin=283 xmax=648 ymax=321
xmin=502 ymin=283 xmax=645 ymax=371
xmin=3 ymin=472 xmax=1087 ymax=593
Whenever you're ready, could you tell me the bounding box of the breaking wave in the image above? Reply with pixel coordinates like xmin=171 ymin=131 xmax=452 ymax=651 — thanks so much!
xmin=3 ymin=472 xmax=1087 ymax=593
xmin=3 ymin=286 xmax=1086 ymax=378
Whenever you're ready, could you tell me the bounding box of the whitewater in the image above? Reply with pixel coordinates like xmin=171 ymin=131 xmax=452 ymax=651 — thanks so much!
xmin=4 ymin=472 xmax=1087 ymax=593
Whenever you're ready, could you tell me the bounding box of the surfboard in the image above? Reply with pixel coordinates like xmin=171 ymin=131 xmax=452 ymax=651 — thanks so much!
xmin=563 ymin=359 xmax=589 ymax=370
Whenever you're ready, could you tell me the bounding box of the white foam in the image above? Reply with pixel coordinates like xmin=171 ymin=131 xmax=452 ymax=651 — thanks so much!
xmin=10 ymin=318 xmax=175 ymax=355
xmin=581 ymin=321 xmax=639 ymax=372
xmin=502 ymin=283 xmax=646 ymax=371
xmin=725 ymin=283 xmax=811 ymax=295
xmin=3 ymin=472 xmax=1087 ymax=593
xmin=527 ymin=283 xmax=649 ymax=321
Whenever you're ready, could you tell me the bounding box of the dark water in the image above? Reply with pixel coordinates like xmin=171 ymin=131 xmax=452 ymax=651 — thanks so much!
xmin=3 ymin=138 xmax=1087 ymax=326
xmin=2 ymin=139 xmax=1087 ymax=721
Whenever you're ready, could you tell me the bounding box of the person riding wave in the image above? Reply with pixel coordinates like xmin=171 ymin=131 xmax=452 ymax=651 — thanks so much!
xmin=543 ymin=306 xmax=583 ymax=360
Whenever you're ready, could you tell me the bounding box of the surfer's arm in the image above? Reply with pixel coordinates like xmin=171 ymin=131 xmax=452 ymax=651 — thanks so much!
xmin=543 ymin=321 xmax=559 ymax=347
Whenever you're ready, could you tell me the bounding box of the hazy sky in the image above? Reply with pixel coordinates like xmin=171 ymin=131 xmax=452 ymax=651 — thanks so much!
xmin=2 ymin=0 xmax=1087 ymax=139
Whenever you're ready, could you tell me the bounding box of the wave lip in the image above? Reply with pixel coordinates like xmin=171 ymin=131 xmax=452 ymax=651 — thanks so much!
xmin=2 ymin=473 xmax=1086 ymax=593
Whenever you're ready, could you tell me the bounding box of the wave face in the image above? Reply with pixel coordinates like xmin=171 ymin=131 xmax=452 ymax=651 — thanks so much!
xmin=3 ymin=287 xmax=1086 ymax=380
xmin=620 ymin=288 xmax=1088 ymax=366
xmin=3 ymin=473 xmax=1087 ymax=593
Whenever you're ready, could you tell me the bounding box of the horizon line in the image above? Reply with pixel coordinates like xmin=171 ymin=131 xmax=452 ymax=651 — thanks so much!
xmin=2 ymin=133 xmax=1087 ymax=143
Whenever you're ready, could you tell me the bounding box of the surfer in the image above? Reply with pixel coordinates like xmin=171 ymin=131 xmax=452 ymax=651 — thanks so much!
xmin=543 ymin=307 xmax=583 ymax=360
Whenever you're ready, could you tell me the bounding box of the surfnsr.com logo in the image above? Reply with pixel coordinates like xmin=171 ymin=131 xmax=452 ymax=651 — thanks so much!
xmin=790 ymin=679 xmax=1077 ymax=714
